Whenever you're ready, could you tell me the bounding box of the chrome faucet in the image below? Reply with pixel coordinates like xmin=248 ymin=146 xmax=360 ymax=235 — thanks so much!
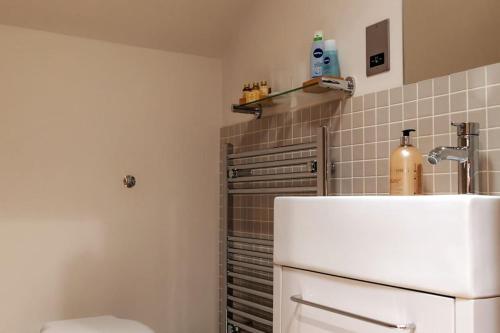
xmin=427 ymin=122 xmax=480 ymax=194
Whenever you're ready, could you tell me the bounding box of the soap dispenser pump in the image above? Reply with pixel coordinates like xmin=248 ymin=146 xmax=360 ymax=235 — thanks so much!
xmin=389 ymin=129 xmax=423 ymax=195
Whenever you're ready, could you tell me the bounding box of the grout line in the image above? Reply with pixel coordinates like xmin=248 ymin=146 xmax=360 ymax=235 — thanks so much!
xmin=486 ymin=67 xmax=490 ymax=194
xmin=374 ymin=93 xmax=378 ymax=194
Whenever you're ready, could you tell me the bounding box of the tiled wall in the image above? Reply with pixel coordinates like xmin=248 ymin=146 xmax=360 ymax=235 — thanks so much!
xmin=218 ymin=63 xmax=500 ymax=330
xmin=221 ymin=63 xmax=500 ymax=196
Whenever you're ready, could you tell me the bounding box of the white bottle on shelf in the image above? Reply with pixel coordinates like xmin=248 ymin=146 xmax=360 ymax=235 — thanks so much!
xmin=310 ymin=31 xmax=325 ymax=78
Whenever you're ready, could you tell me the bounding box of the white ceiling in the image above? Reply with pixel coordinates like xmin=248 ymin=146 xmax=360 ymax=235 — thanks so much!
xmin=0 ymin=0 xmax=246 ymax=57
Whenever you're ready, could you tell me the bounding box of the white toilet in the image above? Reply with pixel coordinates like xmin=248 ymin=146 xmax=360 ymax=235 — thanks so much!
xmin=41 ymin=316 xmax=155 ymax=333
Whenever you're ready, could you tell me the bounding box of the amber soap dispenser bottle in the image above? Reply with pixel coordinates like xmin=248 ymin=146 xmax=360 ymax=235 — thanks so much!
xmin=390 ymin=129 xmax=423 ymax=195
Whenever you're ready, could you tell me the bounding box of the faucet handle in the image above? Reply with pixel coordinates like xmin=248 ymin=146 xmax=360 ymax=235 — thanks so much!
xmin=451 ymin=122 xmax=480 ymax=136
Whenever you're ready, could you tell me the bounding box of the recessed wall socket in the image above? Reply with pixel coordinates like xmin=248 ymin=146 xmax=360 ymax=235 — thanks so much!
xmin=366 ymin=19 xmax=390 ymax=76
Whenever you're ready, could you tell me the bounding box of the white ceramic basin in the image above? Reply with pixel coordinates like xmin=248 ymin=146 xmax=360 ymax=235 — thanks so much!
xmin=274 ymin=195 xmax=500 ymax=299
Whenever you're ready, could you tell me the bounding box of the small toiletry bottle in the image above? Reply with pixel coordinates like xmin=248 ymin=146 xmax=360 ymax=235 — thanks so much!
xmin=259 ymin=81 xmax=269 ymax=98
xmin=311 ymin=31 xmax=325 ymax=78
xmin=249 ymin=82 xmax=260 ymax=102
xmin=242 ymin=83 xmax=252 ymax=103
xmin=389 ymin=129 xmax=423 ymax=195
xmin=323 ymin=39 xmax=340 ymax=77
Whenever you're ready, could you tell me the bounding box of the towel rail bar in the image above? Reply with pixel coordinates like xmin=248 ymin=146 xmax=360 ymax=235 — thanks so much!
xmin=227 ymin=260 xmax=273 ymax=272
xmin=227 ymin=142 xmax=316 ymax=159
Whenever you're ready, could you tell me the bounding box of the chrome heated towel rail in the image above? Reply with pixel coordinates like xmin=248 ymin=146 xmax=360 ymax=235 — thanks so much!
xmin=221 ymin=127 xmax=329 ymax=333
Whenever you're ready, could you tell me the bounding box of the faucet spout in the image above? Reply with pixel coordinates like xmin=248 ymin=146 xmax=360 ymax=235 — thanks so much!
xmin=427 ymin=146 xmax=468 ymax=165
xmin=427 ymin=122 xmax=480 ymax=194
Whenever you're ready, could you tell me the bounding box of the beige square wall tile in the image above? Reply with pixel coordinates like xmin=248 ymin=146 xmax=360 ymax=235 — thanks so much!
xmin=435 ymin=174 xmax=451 ymax=193
xmin=353 ymin=178 xmax=364 ymax=194
xmin=468 ymin=88 xmax=486 ymax=109
xmin=490 ymin=150 xmax=500 ymax=172
xmin=434 ymin=95 xmax=450 ymax=115
xmin=450 ymin=71 xmax=467 ymax=92
xmin=433 ymin=75 xmax=449 ymax=96
xmin=341 ymin=146 xmax=352 ymax=161
xmin=341 ymin=179 xmax=353 ymax=195
xmin=418 ymin=98 xmax=433 ymax=117
xmin=353 ymin=112 xmax=363 ymax=128
xmin=340 ymin=162 xmax=353 ymax=178
xmin=330 ymin=116 xmax=341 ymax=132
xmin=377 ymin=90 xmax=389 ymax=107
xmin=404 ymin=101 xmax=417 ymax=120
xmin=468 ymin=109 xmax=486 ymax=127
xmin=364 ymin=143 xmax=376 ymax=160
xmin=364 ymin=93 xmax=376 ymax=110
xmin=418 ymin=136 xmax=433 ymax=153
xmin=488 ymin=106 xmax=500 ymax=128
xmin=365 ymin=177 xmax=377 ymax=193
xmin=450 ymin=92 xmax=467 ymax=112
xmin=330 ymin=147 xmax=341 ymax=161
xmin=390 ymin=87 xmax=403 ymax=105
xmin=390 ymin=104 xmax=403 ymax=122
xmin=487 ymin=85 xmax=500 ymax=107
xmin=364 ymin=160 xmax=376 ymax=176
xmin=450 ymin=111 xmax=467 ymax=124
xmin=418 ymin=117 xmax=433 ymax=136
xmin=434 ymin=133 xmax=451 ymax=146
xmin=489 ymin=172 xmax=500 ymax=193
xmin=377 ymin=159 xmax=389 ymax=177
xmin=353 ymin=128 xmax=364 ymax=144
xmin=377 ymin=107 xmax=389 ymax=124
xmin=404 ymin=83 xmax=417 ymax=102
xmin=341 ymin=113 xmax=352 ymax=130
xmin=364 ymin=127 xmax=375 ymax=143
xmin=488 ymin=128 xmax=500 ymax=149
xmin=487 ymin=63 xmax=500 ymax=85
xmin=377 ymin=124 xmax=389 ymax=142
xmin=377 ymin=141 xmax=389 ymax=158
xmin=390 ymin=122 xmax=403 ymax=140
xmin=341 ymin=130 xmax=352 ymax=146
xmin=364 ymin=109 xmax=376 ymax=126
xmin=353 ymin=96 xmax=363 ymax=112
xmin=330 ymin=131 xmax=341 ymax=147
xmin=418 ymin=79 xmax=433 ymax=99
xmin=434 ymin=114 xmax=451 ymax=135
xmin=342 ymin=98 xmax=352 ymax=114
xmin=329 ymin=179 xmax=341 ymax=195
xmin=353 ymin=161 xmax=363 ymax=177
xmin=423 ymin=174 xmax=434 ymax=194
xmin=467 ymin=67 xmax=486 ymax=89
xmin=353 ymin=145 xmax=364 ymax=161
xmin=377 ymin=177 xmax=389 ymax=194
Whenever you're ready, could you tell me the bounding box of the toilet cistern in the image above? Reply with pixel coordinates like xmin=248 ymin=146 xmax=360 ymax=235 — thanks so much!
xmin=427 ymin=122 xmax=479 ymax=194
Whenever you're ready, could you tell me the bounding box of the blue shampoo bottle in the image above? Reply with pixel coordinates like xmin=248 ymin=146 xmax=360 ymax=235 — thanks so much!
xmin=323 ymin=39 xmax=340 ymax=77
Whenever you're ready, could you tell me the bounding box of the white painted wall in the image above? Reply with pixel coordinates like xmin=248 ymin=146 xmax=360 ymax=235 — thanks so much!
xmin=222 ymin=0 xmax=403 ymax=125
xmin=0 ymin=25 xmax=221 ymax=333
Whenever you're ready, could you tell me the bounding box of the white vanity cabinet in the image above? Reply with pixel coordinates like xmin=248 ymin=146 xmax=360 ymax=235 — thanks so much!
xmin=273 ymin=196 xmax=500 ymax=333
xmin=274 ymin=267 xmax=455 ymax=333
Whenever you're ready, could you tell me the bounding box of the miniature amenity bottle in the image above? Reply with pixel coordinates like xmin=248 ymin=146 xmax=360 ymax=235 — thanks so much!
xmin=390 ymin=129 xmax=423 ymax=195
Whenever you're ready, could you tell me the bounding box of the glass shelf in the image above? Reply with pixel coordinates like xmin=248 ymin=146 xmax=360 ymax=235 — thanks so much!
xmin=232 ymin=76 xmax=355 ymax=119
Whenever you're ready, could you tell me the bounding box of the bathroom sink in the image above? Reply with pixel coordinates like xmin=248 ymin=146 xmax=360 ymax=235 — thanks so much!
xmin=274 ymin=195 xmax=500 ymax=299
